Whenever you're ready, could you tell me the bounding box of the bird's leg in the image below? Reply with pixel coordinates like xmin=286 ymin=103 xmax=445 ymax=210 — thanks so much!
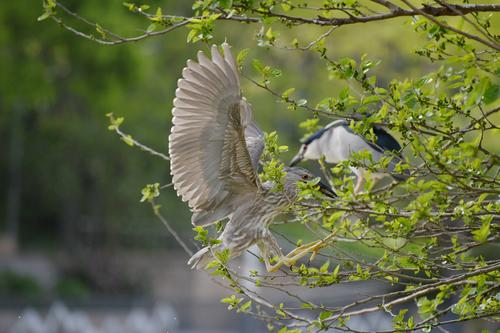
xmin=265 ymin=230 xmax=339 ymax=272
xmin=355 ymin=172 xmax=385 ymax=194
xmin=262 ymin=252 xmax=282 ymax=273
xmin=369 ymin=174 xmax=385 ymax=191
xmin=318 ymin=156 xmax=335 ymax=187
xmin=354 ymin=175 xmax=366 ymax=195
xmin=257 ymin=235 xmax=285 ymax=273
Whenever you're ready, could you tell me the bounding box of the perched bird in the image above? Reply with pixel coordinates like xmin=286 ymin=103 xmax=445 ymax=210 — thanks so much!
xmin=290 ymin=120 xmax=408 ymax=194
xmin=168 ymin=44 xmax=335 ymax=272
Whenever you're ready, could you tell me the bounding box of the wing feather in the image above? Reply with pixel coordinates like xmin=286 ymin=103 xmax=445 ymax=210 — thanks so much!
xmin=169 ymin=43 xmax=264 ymax=225
xmin=244 ymin=120 xmax=265 ymax=170
xmin=178 ymin=80 xmax=218 ymax=100
xmin=182 ymin=66 xmax=215 ymax=89
xmin=211 ymin=45 xmax=238 ymax=88
xmin=222 ymin=44 xmax=239 ymax=86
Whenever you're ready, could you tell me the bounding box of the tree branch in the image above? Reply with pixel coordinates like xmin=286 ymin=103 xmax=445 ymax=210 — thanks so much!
xmin=399 ymin=0 xmax=500 ymax=50
xmin=50 ymin=1 xmax=500 ymax=45
xmin=244 ymin=4 xmax=500 ymax=27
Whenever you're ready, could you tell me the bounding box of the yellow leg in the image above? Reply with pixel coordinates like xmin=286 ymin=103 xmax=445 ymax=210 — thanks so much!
xmin=266 ymin=230 xmax=338 ymax=272
xmin=318 ymin=158 xmax=334 ymax=186
xmin=354 ymin=175 xmax=365 ymax=195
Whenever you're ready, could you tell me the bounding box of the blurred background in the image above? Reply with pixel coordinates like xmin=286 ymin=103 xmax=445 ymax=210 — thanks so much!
xmin=1 ymin=1 xmax=497 ymax=332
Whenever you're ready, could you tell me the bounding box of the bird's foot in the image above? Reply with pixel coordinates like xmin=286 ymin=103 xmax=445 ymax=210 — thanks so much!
xmin=265 ymin=231 xmax=338 ymax=272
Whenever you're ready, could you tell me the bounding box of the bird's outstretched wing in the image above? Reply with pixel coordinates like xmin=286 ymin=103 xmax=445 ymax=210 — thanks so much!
xmin=169 ymin=44 xmax=264 ymax=226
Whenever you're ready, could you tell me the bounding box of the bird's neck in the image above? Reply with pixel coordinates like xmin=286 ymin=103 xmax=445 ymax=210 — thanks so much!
xmin=305 ymin=136 xmax=326 ymax=160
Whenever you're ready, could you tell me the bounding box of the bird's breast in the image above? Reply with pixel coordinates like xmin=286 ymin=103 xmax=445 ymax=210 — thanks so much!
xmin=259 ymin=194 xmax=291 ymax=225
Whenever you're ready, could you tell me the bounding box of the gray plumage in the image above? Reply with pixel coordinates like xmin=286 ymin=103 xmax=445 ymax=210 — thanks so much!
xmin=290 ymin=120 xmax=408 ymax=193
xmin=169 ymin=44 xmax=334 ymax=270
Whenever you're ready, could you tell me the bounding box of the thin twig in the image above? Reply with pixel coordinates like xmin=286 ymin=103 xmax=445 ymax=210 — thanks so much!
xmin=151 ymin=199 xmax=193 ymax=256
xmin=113 ymin=126 xmax=170 ymax=161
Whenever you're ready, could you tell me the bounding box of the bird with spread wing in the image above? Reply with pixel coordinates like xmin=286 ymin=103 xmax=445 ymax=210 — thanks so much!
xmin=169 ymin=43 xmax=336 ymax=272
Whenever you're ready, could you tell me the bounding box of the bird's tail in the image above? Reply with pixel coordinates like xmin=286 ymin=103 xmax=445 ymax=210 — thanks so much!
xmin=187 ymin=246 xmax=214 ymax=269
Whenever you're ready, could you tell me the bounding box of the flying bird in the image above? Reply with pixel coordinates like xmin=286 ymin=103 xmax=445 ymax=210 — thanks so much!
xmin=290 ymin=120 xmax=408 ymax=194
xmin=168 ymin=44 xmax=335 ymax=272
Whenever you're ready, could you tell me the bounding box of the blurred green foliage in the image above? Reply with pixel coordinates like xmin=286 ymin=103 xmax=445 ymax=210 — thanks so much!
xmin=0 ymin=270 xmax=93 ymax=299
xmin=0 ymin=0 xmax=434 ymax=251
xmin=0 ymin=1 xmax=194 ymax=249
xmin=0 ymin=271 xmax=43 ymax=299
xmin=55 ymin=276 xmax=91 ymax=299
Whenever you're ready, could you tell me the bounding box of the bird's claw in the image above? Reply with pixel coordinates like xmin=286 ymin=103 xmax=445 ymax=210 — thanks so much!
xmin=265 ymin=240 xmax=328 ymax=272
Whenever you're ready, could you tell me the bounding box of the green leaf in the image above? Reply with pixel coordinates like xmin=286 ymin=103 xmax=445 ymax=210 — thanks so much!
xmin=339 ymin=87 xmax=350 ymax=100
xmin=319 ymin=310 xmax=332 ymax=321
xmin=483 ymin=82 xmax=499 ymax=105
xmin=252 ymin=58 xmax=264 ymax=74
xmin=325 ymin=211 xmax=343 ymax=229
xmin=236 ymin=48 xmax=249 ymax=67
xmin=301 ymin=303 xmax=313 ymax=309
xmin=297 ymin=99 xmax=307 ymax=107
xmin=140 ymin=183 xmax=160 ymax=202
xmin=281 ymin=1 xmax=292 ymax=11
xmin=193 ymin=226 xmax=208 ymax=244
xmin=239 ymin=300 xmax=251 ymax=312
xmin=332 ymin=264 xmax=340 ymax=280
xmin=362 ymin=95 xmax=381 ymax=105
xmin=123 ymin=2 xmax=137 ymax=11
xmin=45 ymin=0 xmax=56 ymax=10
xmin=155 ymin=6 xmax=162 ymax=18
xmin=320 ymin=260 xmax=330 ymax=273
xmin=281 ymin=87 xmax=295 ymax=99
xmin=269 ymin=67 xmax=282 ymax=77
xmin=95 ymin=24 xmax=106 ymax=38
xmin=221 ymin=294 xmax=242 ymax=310
xmin=186 ymin=29 xmax=198 ymax=43
xmin=37 ymin=11 xmax=51 ymax=21
xmin=147 ymin=23 xmax=159 ymax=33
xmin=278 ymin=145 xmax=288 ymax=152
xmin=121 ymin=134 xmax=134 ymax=146
xmin=107 ymin=114 xmax=124 ymax=131
xmin=215 ymin=248 xmax=231 ymax=264
xmin=219 ymin=0 xmax=233 ymax=9
xmin=472 ymin=216 xmax=491 ymax=243
xmin=265 ymin=27 xmax=274 ymax=40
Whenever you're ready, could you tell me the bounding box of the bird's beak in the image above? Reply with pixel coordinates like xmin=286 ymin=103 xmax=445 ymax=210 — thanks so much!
xmin=289 ymin=153 xmax=303 ymax=167
xmin=317 ymin=180 xmax=336 ymax=198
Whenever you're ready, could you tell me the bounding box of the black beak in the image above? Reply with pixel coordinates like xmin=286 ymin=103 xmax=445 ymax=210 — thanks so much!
xmin=318 ymin=180 xmax=336 ymax=198
xmin=289 ymin=153 xmax=303 ymax=167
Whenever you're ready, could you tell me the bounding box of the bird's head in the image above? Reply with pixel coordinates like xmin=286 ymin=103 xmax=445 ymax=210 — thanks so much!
xmin=289 ymin=128 xmax=327 ymax=167
xmin=283 ymin=167 xmax=336 ymax=198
